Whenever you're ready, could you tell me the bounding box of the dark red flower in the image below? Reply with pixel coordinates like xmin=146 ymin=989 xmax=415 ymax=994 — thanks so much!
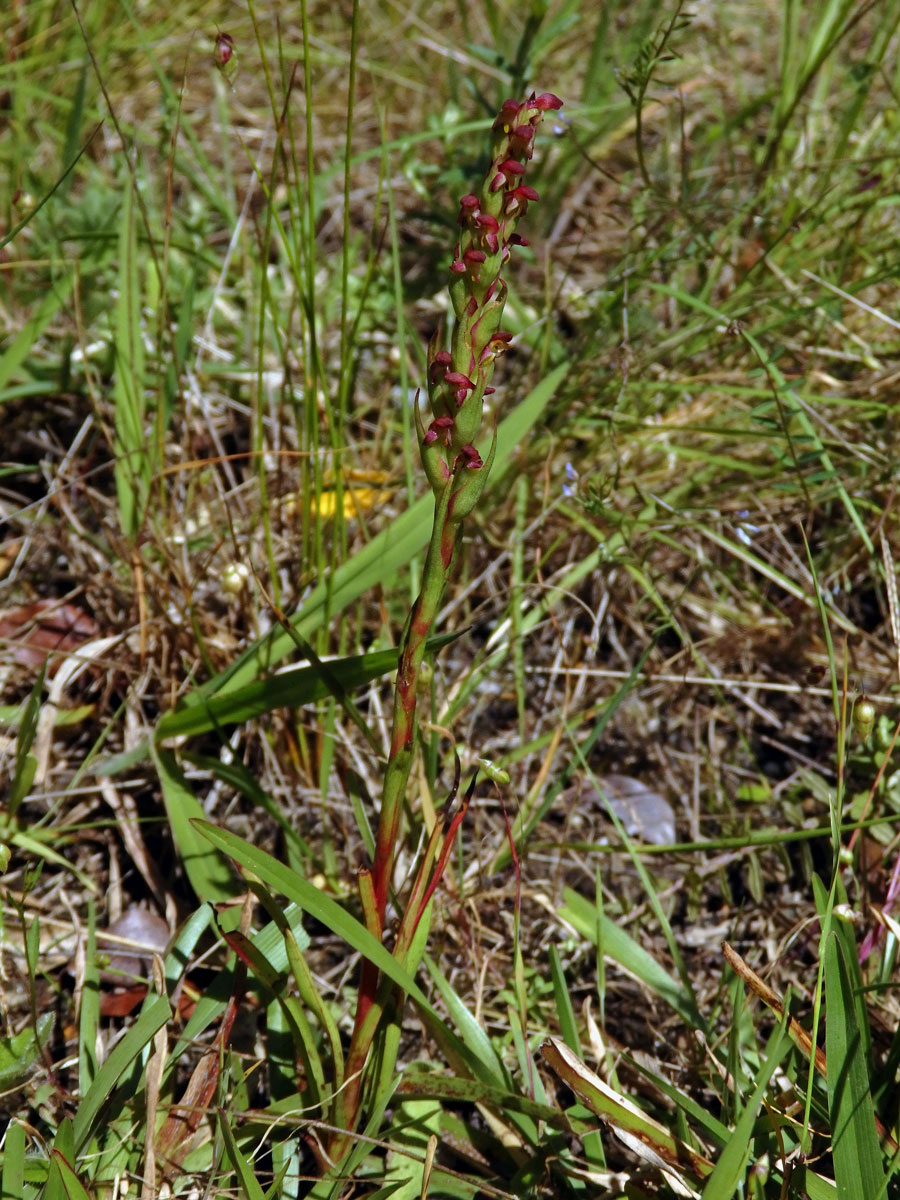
xmin=214 ymin=32 xmax=234 ymax=67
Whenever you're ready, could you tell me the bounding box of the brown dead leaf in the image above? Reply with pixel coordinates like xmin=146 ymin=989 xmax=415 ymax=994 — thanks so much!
xmin=156 ymin=994 xmax=239 ymax=1166
xmin=0 ymin=600 xmax=100 ymax=673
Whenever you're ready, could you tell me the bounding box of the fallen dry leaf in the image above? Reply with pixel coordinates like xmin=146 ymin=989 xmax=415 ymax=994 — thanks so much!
xmin=0 ymin=600 xmax=100 ymax=673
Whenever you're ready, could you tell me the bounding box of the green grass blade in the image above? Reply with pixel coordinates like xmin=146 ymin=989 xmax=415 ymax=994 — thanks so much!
xmin=219 ymin=1110 xmax=267 ymax=1200
xmin=158 ymin=646 xmax=404 ymax=737
xmin=0 ymin=276 xmax=74 ymax=395
xmin=0 ymin=1120 xmax=25 ymax=1200
xmin=701 ymin=1016 xmax=791 ymax=1198
xmin=8 ymin=662 xmax=46 ymax=816
xmin=560 ymin=887 xmax=703 ymax=1029
xmin=44 ymin=1121 xmax=82 ymax=1200
xmin=423 ymin=954 xmax=508 ymax=1088
xmin=72 ymin=993 xmax=171 ymax=1153
xmin=0 ymin=1013 xmax=53 ymax=1091
xmin=548 ymin=944 xmax=581 ymax=1054
xmin=112 ymin=176 xmax=148 ymax=540
xmin=78 ymin=903 xmax=99 ymax=1096
xmin=46 ymin=1151 xmax=92 ymax=1200
xmin=97 ymin=636 xmax=457 ymax=776
xmin=151 ymin=746 xmax=241 ymax=908
xmin=825 ymin=931 xmax=886 ymax=1199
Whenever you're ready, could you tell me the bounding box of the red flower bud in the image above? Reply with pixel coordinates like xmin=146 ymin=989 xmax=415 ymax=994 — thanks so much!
xmin=444 ymin=371 xmax=474 ymax=390
xmin=506 ymin=185 xmax=539 ymax=215
xmin=533 ymin=92 xmax=563 ymax=110
xmin=498 ymin=158 xmax=525 ymax=177
xmin=494 ymin=99 xmax=521 ymax=130
xmin=214 ymin=32 xmax=234 ymax=67
xmin=429 ymin=351 xmax=452 ymax=381
xmin=424 ymin=416 xmax=455 ymax=446
xmin=458 ymin=194 xmax=480 ymax=224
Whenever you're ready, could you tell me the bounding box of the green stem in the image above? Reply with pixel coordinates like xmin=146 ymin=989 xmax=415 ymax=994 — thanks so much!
xmin=373 ymin=480 xmax=455 ymax=919
xmin=334 ymin=481 xmax=456 ymax=1141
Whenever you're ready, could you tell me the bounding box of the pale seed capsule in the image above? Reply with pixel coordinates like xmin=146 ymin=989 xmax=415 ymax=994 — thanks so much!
xmin=222 ymin=561 xmax=251 ymax=595
xmin=833 ymin=904 xmax=859 ymax=924
xmin=853 ymin=696 xmax=876 ymax=739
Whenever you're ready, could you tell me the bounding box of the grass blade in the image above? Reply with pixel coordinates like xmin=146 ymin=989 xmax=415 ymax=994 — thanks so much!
xmin=112 ymin=175 xmax=148 ymax=540
xmin=560 ymin=887 xmax=703 ymax=1029
xmin=540 ymin=1037 xmax=713 ymax=1184
xmin=0 ymin=276 xmax=74 ymax=393
xmin=72 ymin=993 xmax=171 ymax=1153
xmin=825 ymin=931 xmax=886 ymax=1199
xmin=700 ymin=1016 xmax=790 ymax=1197
xmin=219 ymin=1110 xmax=266 ymax=1200
xmin=0 ymin=1120 xmax=25 ymax=1200
xmin=98 ymin=635 xmax=458 ymax=776
xmin=152 ymin=746 xmax=241 ymax=909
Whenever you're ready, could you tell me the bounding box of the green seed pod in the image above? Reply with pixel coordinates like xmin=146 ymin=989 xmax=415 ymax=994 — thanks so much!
xmin=853 ymin=696 xmax=876 ymax=739
xmin=478 ymin=758 xmax=510 ymax=785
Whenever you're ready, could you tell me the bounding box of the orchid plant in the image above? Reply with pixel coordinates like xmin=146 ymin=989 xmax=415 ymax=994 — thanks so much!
xmin=328 ymin=90 xmax=563 ymax=1156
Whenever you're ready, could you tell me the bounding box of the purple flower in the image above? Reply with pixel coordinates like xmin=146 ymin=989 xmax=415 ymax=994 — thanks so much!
xmin=562 ymin=462 xmax=578 ymax=498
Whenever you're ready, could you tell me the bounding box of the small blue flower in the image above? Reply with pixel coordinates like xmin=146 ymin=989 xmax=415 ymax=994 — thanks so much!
xmin=562 ymin=461 xmax=578 ymax=498
xmin=734 ymin=510 xmax=760 ymax=548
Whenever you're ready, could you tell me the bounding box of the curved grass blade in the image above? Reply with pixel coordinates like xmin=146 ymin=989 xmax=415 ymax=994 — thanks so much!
xmin=560 ymin=888 xmax=703 ymax=1029
xmin=825 ymin=931 xmax=886 ymax=1199
xmin=72 ymin=993 xmax=171 ymax=1153
xmin=194 ymin=821 xmax=503 ymax=1086
xmin=98 ymin=635 xmax=459 ymax=776
xmin=540 ymin=1037 xmax=714 ymax=1183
